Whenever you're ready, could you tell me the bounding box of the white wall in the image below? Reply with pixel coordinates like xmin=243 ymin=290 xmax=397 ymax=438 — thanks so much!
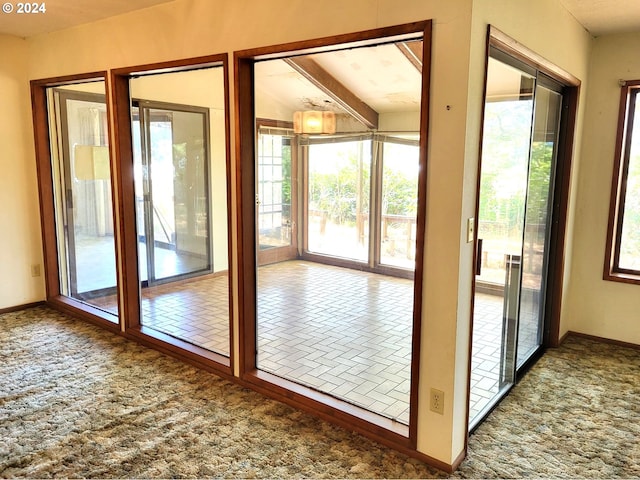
xmin=0 ymin=34 xmax=45 ymax=309
xmin=441 ymin=0 xmax=592 ymax=458
xmin=563 ymin=32 xmax=640 ymax=345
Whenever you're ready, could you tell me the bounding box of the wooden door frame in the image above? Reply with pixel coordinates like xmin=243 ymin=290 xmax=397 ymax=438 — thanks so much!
xmin=235 ymin=20 xmax=433 ymax=461
xmin=110 ymin=54 xmax=234 ymax=374
xmin=31 ymin=73 xmax=122 ymax=330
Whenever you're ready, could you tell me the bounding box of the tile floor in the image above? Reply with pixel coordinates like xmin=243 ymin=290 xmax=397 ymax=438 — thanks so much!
xmin=140 ymin=274 xmax=231 ymax=355
xmin=257 ymin=261 xmax=413 ymax=424
xmin=469 ymin=293 xmax=503 ymax=422
xmin=84 ymin=259 xmax=510 ymax=428
xmin=74 ymin=236 xmax=208 ymax=294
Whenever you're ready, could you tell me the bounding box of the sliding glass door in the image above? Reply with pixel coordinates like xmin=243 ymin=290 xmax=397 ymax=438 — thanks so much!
xmin=132 ymin=103 xmax=211 ymax=285
xmin=516 ymin=84 xmax=561 ymax=367
xmin=470 ymin=50 xmax=563 ymax=427
xmin=128 ymin=79 xmax=230 ymax=356
xmin=47 ymin=85 xmax=118 ymax=317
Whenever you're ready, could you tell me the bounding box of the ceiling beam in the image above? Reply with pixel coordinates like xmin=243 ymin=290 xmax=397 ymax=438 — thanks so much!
xmin=396 ymin=41 xmax=423 ymax=73
xmin=284 ymin=56 xmax=379 ymax=130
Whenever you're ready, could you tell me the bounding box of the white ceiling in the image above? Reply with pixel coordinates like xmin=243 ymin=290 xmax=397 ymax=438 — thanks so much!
xmin=0 ymin=0 xmax=173 ymax=38
xmin=256 ymin=43 xmax=422 ymax=117
xmin=1 ymin=0 xmax=640 ymax=39
xmin=559 ymin=0 xmax=640 ymax=36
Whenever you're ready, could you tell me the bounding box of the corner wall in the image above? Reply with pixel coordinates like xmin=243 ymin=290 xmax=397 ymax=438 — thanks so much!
xmin=0 ymin=34 xmax=45 ymax=309
xmin=563 ymin=32 xmax=640 ymax=345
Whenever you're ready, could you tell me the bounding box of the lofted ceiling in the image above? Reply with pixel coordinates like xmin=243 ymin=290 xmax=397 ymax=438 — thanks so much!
xmin=255 ymin=42 xmax=423 ymax=121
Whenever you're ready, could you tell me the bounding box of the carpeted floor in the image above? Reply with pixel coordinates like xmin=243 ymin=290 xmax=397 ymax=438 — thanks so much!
xmin=0 ymin=307 xmax=638 ymax=478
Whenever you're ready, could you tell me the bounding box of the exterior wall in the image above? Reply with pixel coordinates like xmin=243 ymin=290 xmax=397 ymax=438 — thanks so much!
xmin=0 ymin=34 xmax=45 ymax=309
xmin=563 ymin=32 xmax=640 ymax=345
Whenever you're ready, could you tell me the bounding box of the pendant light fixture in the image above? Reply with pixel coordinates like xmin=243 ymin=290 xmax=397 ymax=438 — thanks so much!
xmin=293 ymin=110 xmax=336 ymax=134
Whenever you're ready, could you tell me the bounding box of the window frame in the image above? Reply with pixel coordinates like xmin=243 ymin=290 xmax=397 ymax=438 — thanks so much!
xmin=31 ymin=73 xmax=121 ymax=329
xmin=604 ymin=80 xmax=640 ymax=284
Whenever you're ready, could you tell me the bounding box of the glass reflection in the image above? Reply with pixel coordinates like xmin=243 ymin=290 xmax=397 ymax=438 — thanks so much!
xmin=47 ymin=82 xmax=118 ymax=317
xmin=130 ymin=68 xmax=230 ymax=356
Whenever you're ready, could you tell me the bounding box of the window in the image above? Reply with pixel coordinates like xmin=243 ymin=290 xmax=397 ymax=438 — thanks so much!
xmin=30 ymin=75 xmax=120 ymax=323
xmin=605 ymin=81 xmax=640 ymax=282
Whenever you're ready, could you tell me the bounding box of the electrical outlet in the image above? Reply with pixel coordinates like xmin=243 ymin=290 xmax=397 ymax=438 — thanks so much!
xmin=30 ymin=264 xmax=41 ymax=277
xmin=430 ymin=388 xmax=445 ymax=415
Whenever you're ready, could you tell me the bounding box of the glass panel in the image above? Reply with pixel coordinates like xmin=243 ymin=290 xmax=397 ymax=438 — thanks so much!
xmin=254 ymin=38 xmax=423 ymax=426
xmin=147 ymin=109 xmax=210 ymax=281
xmin=131 ymin=107 xmax=148 ymax=282
xmin=307 ymin=139 xmax=371 ymax=262
xmin=470 ymin=56 xmax=535 ymax=424
xmin=380 ymin=139 xmax=419 ymax=269
xmin=130 ymin=67 xmax=230 ymax=356
xmin=47 ymin=83 xmax=118 ymax=318
xmin=619 ymin=95 xmax=640 ymax=271
xmin=517 ymin=86 xmax=561 ymax=368
xmin=258 ymin=132 xmax=293 ymax=249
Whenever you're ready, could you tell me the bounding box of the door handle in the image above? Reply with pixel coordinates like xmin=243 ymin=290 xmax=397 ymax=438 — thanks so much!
xmin=476 ymin=238 xmax=483 ymax=276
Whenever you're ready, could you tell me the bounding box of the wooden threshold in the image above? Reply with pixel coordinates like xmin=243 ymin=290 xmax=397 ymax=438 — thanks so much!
xmin=47 ymin=296 xmax=120 ymax=333
xmin=126 ymin=326 xmax=233 ymax=378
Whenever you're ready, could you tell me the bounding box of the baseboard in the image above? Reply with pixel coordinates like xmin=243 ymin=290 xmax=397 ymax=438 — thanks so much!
xmin=363 ymin=441 xmax=457 ymax=474
xmin=450 ymin=448 xmax=467 ymax=472
xmin=567 ymin=331 xmax=640 ymax=350
xmin=0 ymin=301 xmax=45 ymax=315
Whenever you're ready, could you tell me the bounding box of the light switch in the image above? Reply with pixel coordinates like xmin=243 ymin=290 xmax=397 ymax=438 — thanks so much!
xmin=467 ymin=218 xmax=475 ymax=243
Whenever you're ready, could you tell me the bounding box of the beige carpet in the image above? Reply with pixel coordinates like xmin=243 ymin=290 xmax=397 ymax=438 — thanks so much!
xmin=1 ymin=306 xmax=638 ymax=478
